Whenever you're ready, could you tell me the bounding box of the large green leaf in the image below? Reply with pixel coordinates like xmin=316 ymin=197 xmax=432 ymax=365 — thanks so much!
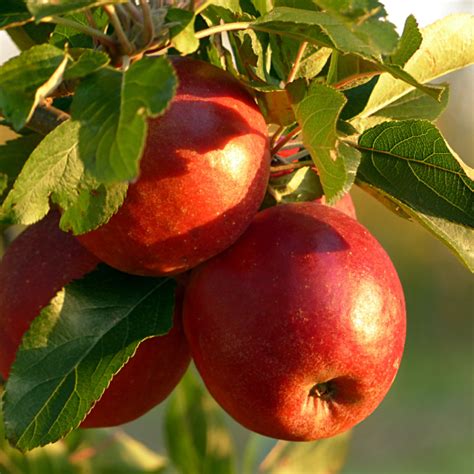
xmin=372 ymin=85 xmax=449 ymax=121
xmin=0 ymin=133 xmax=42 ymax=199
xmin=252 ymin=8 xmax=441 ymax=99
xmin=357 ymin=181 xmax=474 ymax=272
xmin=26 ymin=0 xmax=126 ymax=20
xmin=3 ymin=266 xmax=176 ymax=451
xmin=0 ymin=120 xmax=128 ymax=234
xmin=164 ymin=370 xmax=237 ymax=474
xmin=357 ymin=120 xmax=474 ymax=227
xmin=359 ymin=14 xmax=474 ymax=118
xmin=0 ymin=44 xmax=67 ymax=130
xmin=253 ymin=7 xmax=376 ymax=57
xmin=390 ymin=15 xmax=422 ymax=67
xmin=288 ymin=81 xmax=360 ymax=201
xmin=71 ymin=57 xmax=177 ymax=182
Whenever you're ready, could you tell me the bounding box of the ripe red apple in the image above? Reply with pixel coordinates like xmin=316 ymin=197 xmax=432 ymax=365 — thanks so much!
xmin=0 ymin=212 xmax=190 ymax=427
xmin=78 ymin=57 xmax=271 ymax=277
xmin=183 ymin=202 xmax=406 ymax=441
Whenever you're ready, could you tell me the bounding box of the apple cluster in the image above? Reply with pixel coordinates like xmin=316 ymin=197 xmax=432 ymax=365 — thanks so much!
xmin=0 ymin=58 xmax=406 ymax=441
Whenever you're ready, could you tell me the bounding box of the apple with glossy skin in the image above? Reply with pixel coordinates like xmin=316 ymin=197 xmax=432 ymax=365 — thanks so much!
xmin=0 ymin=212 xmax=190 ymax=427
xmin=183 ymin=202 xmax=406 ymax=441
xmin=78 ymin=57 xmax=271 ymax=277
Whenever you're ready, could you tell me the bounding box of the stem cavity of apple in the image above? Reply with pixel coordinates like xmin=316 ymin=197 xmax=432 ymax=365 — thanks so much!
xmin=309 ymin=381 xmax=337 ymax=401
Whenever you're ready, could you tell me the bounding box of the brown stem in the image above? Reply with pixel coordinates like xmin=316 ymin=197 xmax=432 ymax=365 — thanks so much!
xmin=140 ymin=0 xmax=155 ymax=47
xmin=103 ymin=5 xmax=135 ymax=56
xmin=286 ymin=41 xmax=308 ymax=84
xmin=27 ymin=102 xmax=70 ymax=135
xmin=270 ymin=160 xmax=313 ymax=173
xmin=271 ymin=125 xmax=302 ymax=155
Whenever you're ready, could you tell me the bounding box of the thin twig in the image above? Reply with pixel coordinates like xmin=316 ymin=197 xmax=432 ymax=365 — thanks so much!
xmin=271 ymin=125 xmax=302 ymax=155
xmin=195 ymin=21 xmax=251 ymax=39
xmin=126 ymin=0 xmax=144 ymax=22
xmin=103 ymin=4 xmax=135 ymax=55
xmin=140 ymin=0 xmax=155 ymax=47
xmin=286 ymin=41 xmax=308 ymax=84
xmin=270 ymin=125 xmax=285 ymax=150
xmin=270 ymin=160 xmax=313 ymax=173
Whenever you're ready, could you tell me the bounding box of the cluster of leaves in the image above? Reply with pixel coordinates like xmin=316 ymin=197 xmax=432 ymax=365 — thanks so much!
xmin=0 ymin=0 xmax=473 ymax=464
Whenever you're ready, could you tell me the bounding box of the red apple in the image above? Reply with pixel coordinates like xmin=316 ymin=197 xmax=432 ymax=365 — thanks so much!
xmin=78 ymin=57 xmax=271 ymax=277
xmin=0 ymin=212 xmax=190 ymax=427
xmin=183 ymin=202 xmax=406 ymax=441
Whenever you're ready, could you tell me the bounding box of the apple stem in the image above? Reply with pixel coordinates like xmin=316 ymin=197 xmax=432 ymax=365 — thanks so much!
xmin=286 ymin=41 xmax=308 ymax=84
xmin=310 ymin=381 xmax=336 ymax=401
xmin=270 ymin=160 xmax=313 ymax=173
xmin=271 ymin=126 xmax=302 ymax=155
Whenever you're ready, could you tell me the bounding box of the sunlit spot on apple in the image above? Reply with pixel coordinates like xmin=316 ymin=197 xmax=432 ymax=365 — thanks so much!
xmin=218 ymin=143 xmax=250 ymax=179
xmin=351 ymin=282 xmax=384 ymax=344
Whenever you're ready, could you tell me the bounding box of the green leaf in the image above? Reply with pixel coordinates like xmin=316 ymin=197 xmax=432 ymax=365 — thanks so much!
xmin=357 ymin=120 xmax=474 ymax=228
xmin=0 ymin=120 xmax=128 ymax=234
xmin=288 ymin=81 xmax=360 ymax=201
xmin=253 ymin=7 xmax=377 ymax=58
xmin=259 ymin=431 xmax=351 ymax=473
xmin=3 ymin=266 xmax=176 ymax=451
xmin=359 ymin=14 xmax=474 ymax=118
xmin=312 ymin=0 xmax=387 ymax=20
xmin=390 ymin=15 xmax=422 ymax=67
xmin=0 ymin=134 xmax=42 ymax=199
xmin=0 ymin=44 xmax=67 ymax=130
xmin=26 ymin=0 xmax=126 ymax=20
xmin=0 ymin=0 xmax=32 ymax=29
xmin=340 ymin=76 xmax=379 ymax=120
xmin=354 ymin=17 xmax=399 ymax=56
xmin=268 ymin=166 xmax=323 ymax=205
xmin=0 ymin=410 xmax=78 ymax=474
xmin=327 ymin=53 xmax=381 ymax=90
xmin=373 ymin=84 xmax=449 ymax=121
xmin=165 ymin=370 xmax=237 ymax=474
xmin=64 ymin=49 xmax=110 ymax=80
xmin=49 ymin=10 xmax=108 ymax=49
xmin=252 ymin=8 xmax=442 ymax=99
xmin=71 ymin=57 xmax=177 ymax=182
xmin=357 ymin=181 xmax=474 ymax=272
xmin=167 ymin=9 xmax=199 ymax=55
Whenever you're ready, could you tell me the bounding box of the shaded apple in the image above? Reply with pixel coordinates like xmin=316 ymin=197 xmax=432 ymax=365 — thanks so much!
xmin=183 ymin=202 xmax=406 ymax=441
xmin=78 ymin=57 xmax=271 ymax=277
xmin=0 ymin=212 xmax=190 ymax=427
